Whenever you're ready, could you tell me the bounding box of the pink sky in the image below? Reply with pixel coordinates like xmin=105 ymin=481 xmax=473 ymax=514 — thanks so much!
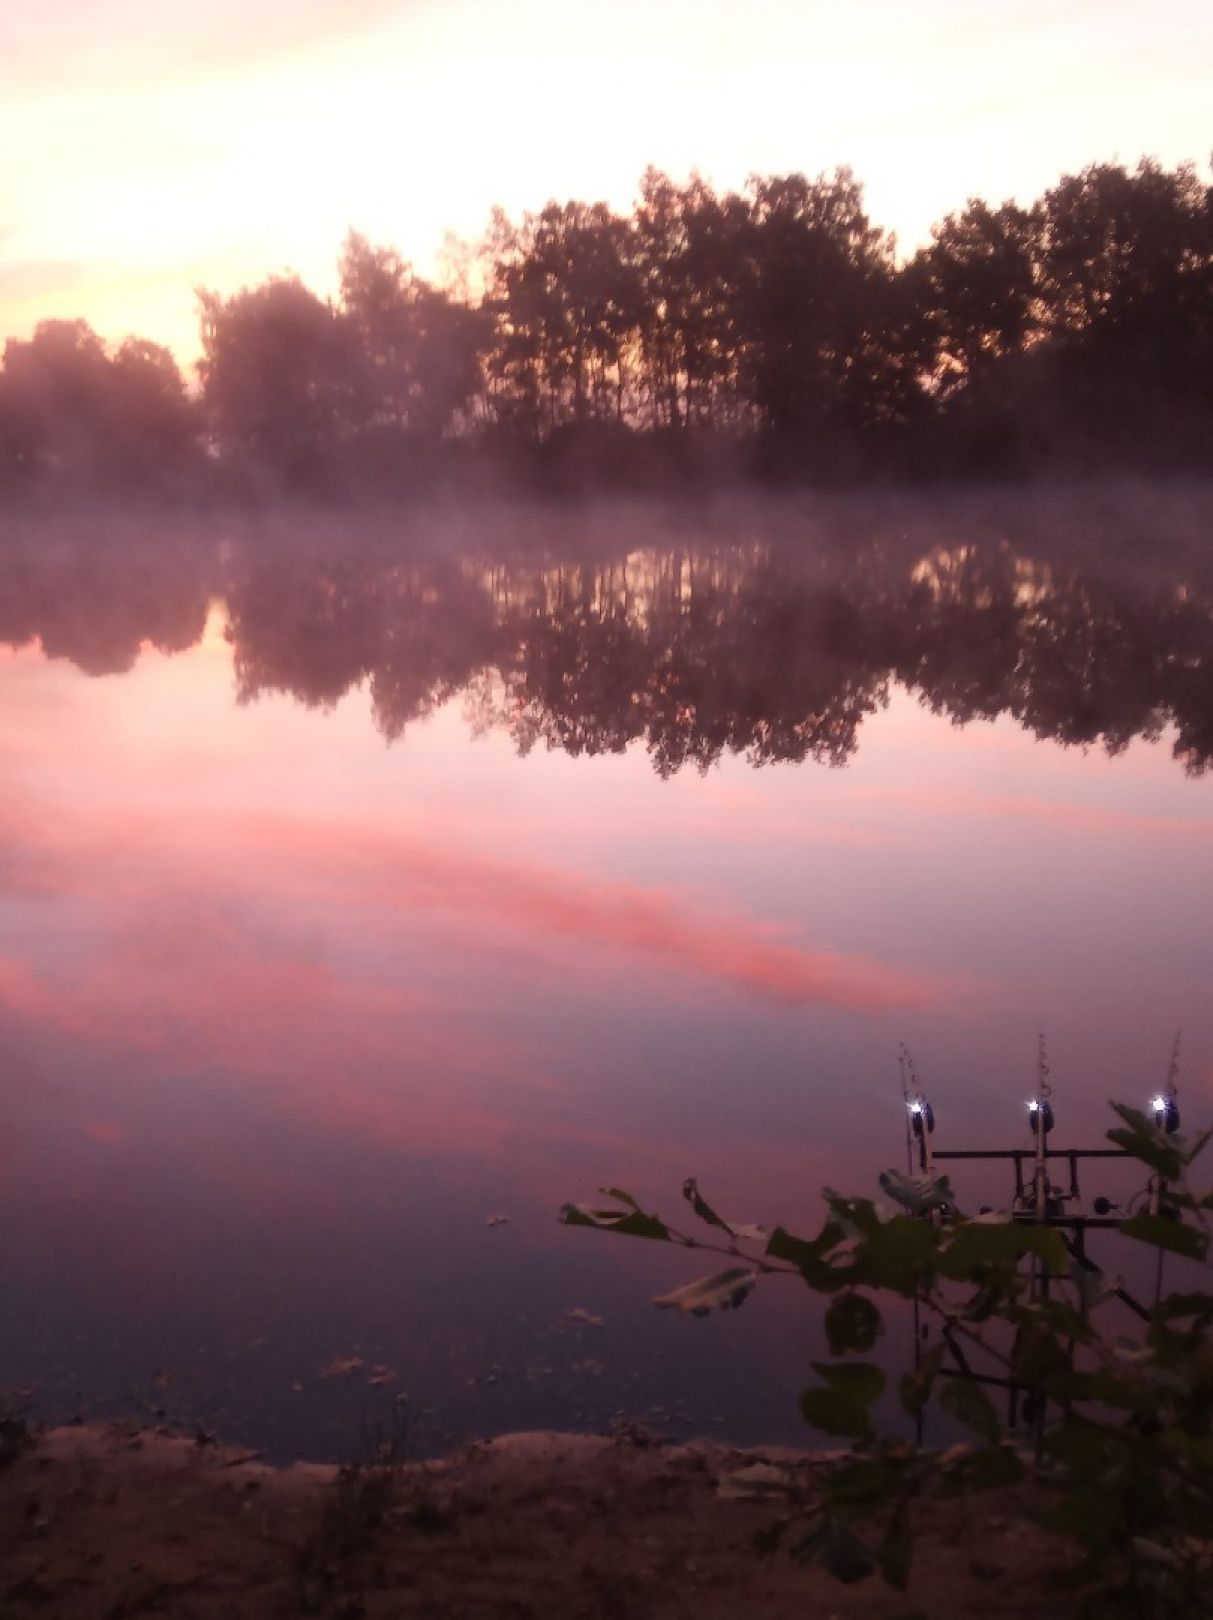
xmin=2 ymin=0 xmax=1211 ymax=363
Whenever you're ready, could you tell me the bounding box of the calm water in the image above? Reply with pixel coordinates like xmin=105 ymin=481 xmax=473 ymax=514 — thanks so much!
xmin=1 ymin=495 xmax=1211 ymax=1459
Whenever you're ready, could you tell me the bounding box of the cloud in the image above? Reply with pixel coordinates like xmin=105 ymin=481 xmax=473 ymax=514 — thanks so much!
xmin=0 ymin=258 xmax=94 ymax=301
xmin=0 ymin=1 xmax=411 ymax=93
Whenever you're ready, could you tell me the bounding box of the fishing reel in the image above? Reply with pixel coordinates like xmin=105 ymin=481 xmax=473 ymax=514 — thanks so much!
xmin=1027 ymin=1097 xmax=1054 ymax=1134
xmin=907 ymin=1096 xmax=935 ymax=1140
xmin=1152 ymin=1092 xmax=1181 ymax=1135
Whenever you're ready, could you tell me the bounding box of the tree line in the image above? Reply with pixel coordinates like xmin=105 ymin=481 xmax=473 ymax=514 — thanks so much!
xmin=2 ymin=155 xmax=1212 ymax=495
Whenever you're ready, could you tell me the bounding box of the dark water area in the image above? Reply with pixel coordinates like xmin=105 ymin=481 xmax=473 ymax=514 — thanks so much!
xmin=1 ymin=489 xmax=1211 ymax=1462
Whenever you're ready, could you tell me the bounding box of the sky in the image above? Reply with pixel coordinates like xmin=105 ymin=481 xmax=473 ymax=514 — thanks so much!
xmin=1 ymin=0 xmax=1211 ymax=368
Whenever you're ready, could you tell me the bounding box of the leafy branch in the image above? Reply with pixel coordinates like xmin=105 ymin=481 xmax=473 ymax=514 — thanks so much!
xmin=561 ymin=1105 xmax=1213 ymax=1614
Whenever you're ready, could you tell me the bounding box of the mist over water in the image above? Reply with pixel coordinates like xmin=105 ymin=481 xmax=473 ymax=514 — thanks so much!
xmin=1 ymin=488 xmax=1211 ymax=1460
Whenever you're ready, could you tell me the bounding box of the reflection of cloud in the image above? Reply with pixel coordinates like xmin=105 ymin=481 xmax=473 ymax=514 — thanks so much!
xmin=80 ymin=1119 xmax=124 ymax=1145
xmin=0 ymin=800 xmax=936 ymax=1014
xmin=330 ymin=835 xmax=933 ymax=1011
xmin=0 ymin=795 xmax=939 ymax=1195
xmin=888 ymin=784 xmax=1211 ymax=842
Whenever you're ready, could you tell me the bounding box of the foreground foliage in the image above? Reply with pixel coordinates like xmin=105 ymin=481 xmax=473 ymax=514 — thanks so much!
xmin=562 ymin=1109 xmax=1213 ymax=1616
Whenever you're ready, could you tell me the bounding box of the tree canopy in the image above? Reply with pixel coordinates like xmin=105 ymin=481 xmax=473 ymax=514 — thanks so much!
xmin=3 ymin=154 xmax=1212 ymax=495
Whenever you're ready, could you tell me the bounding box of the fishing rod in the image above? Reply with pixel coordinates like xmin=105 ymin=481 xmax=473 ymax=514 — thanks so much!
xmin=898 ymin=1041 xmax=934 ymax=1445
xmin=1150 ymin=1030 xmax=1182 ymax=1303
xmin=893 ymin=1036 xmax=1192 ymax=1444
xmin=900 ymin=1042 xmax=935 ymax=1177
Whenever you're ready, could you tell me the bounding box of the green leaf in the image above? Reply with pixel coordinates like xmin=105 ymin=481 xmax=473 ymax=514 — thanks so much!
xmin=790 ymin=1515 xmax=876 ymax=1583
xmin=825 ymin=1291 xmax=883 ymax=1355
xmin=1010 ymin=1320 xmax=1072 ymax=1389
xmin=753 ymin=1519 xmax=789 ymax=1557
xmin=878 ymin=1169 xmax=954 ymax=1216
xmin=1012 ymin=1297 xmax=1094 ymax=1343
xmin=1049 ymin=1368 xmax=1151 ymax=1412
xmin=822 ymin=1521 xmax=878 ymax=1585
xmin=652 ymin=1266 xmax=757 ymax=1316
xmin=940 ymin=1217 xmax=1068 ymax=1279
xmin=1045 ymin=1418 xmax=1133 ymax=1476
xmin=812 ymin=1360 xmax=886 ymax=1402
xmin=1070 ymin=1259 xmax=1121 ymax=1313
xmin=877 ymin=1504 xmax=913 ymax=1590
xmin=899 ymin=1343 xmax=945 ymax=1417
xmin=766 ymin=1222 xmax=850 ymax=1291
xmin=935 ymin=1444 xmax=1024 ymax=1495
xmin=1039 ymin=1484 xmax=1126 ymax=1550
xmin=560 ymin=1202 xmax=670 ymax=1241
xmin=823 ymin=1190 xmax=882 ymax=1237
xmin=1107 ymin=1106 xmax=1184 ymax=1180
xmin=938 ymin=1377 xmax=1002 ymax=1443
xmin=823 ymin=1451 xmax=909 ymax=1509
xmin=1152 ymin=1290 xmax=1213 ymax=1322
xmin=1183 ymin=1126 xmax=1213 ymax=1167
xmin=798 ymin=1390 xmax=869 ymax=1436
xmin=851 ymin=1216 xmax=941 ymax=1296
xmin=801 ymin=1361 xmax=886 ymax=1438
xmin=600 ymin=1186 xmax=645 ymax=1208
xmin=681 ymin=1177 xmax=734 ymax=1237
xmin=1120 ymin=1212 xmax=1208 ymax=1262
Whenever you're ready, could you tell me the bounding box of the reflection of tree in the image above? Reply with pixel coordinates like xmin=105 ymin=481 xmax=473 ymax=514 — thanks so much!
xmin=216 ymin=529 xmax=1213 ymax=777
xmin=0 ymin=530 xmax=212 ymax=675
xmin=483 ymin=557 xmax=887 ymax=774
xmin=3 ymin=521 xmax=1211 ymax=776
xmin=222 ymin=550 xmax=499 ymax=738
xmin=897 ymin=543 xmax=1213 ymax=772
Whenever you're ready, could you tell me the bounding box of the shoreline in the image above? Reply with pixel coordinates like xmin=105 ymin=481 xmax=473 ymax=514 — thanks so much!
xmin=0 ymin=1420 xmax=1084 ymax=1618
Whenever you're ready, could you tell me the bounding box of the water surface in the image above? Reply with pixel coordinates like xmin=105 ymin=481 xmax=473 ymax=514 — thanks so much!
xmin=2 ymin=495 xmax=1211 ymax=1458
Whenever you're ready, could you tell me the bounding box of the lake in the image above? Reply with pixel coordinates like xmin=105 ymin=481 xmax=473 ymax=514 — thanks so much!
xmin=1 ymin=490 xmax=1211 ymax=1461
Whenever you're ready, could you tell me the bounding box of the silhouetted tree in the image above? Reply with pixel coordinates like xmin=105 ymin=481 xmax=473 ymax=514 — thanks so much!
xmin=198 ymin=277 xmax=356 ymax=491
xmin=0 ymin=320 xmax=111 ymax=486
xmin=734 ymin=171 xmax=914 ymax=458
xmin=338 ymin=231 xmax=489 ymax=450
xmin=106 ymin=338 xmax=199 ymax=485
xmin=633 ymin=171 xmax=751 ymax=431
xmin=1031 ymin=160 xmax=1213 ymax=455
xmin=5 ymin=151 xmax=1213 ymax=494
xmin=0 ymin=321 xmax=196 ymax=492
xmin=481 ymin=200 xmax=644 ymax=436
xmin=912 ymin=199 xmax=1040 ymax=396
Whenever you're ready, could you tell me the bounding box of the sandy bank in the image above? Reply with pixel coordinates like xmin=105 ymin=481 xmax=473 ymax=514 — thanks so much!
xmin=0 ymin=1422 xmax=1082 ymax=1618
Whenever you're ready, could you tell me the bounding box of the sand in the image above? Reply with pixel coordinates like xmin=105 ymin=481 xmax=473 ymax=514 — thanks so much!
xmin=0 ymin=1421 xmax=1084 ymax=1618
